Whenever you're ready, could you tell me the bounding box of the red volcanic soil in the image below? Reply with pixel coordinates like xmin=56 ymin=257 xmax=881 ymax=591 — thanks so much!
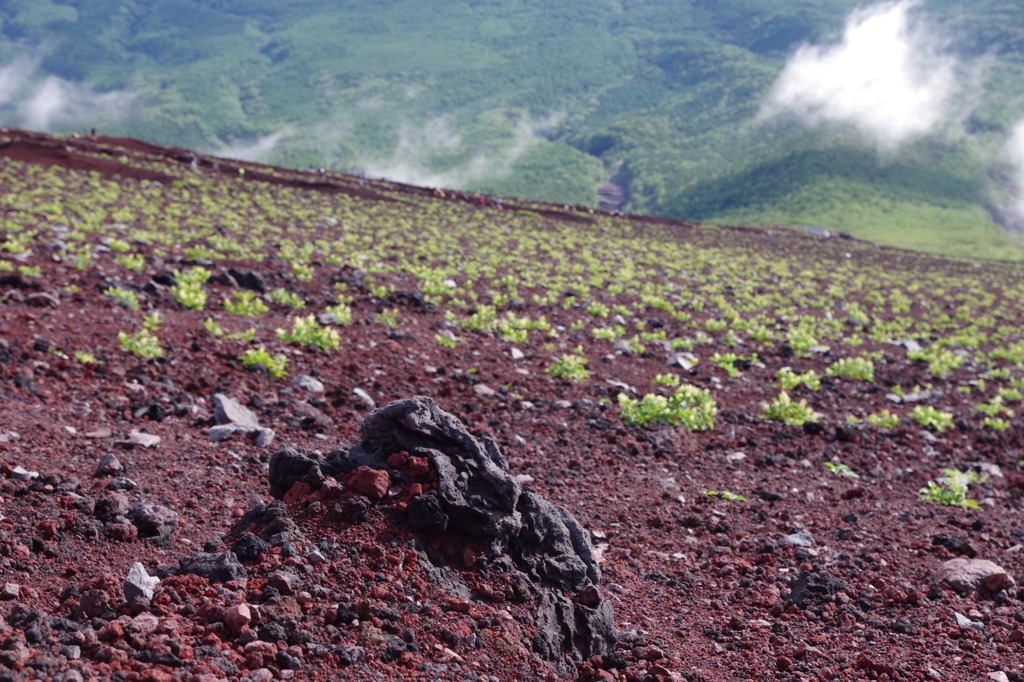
xmin=0 ymin=126 xmax=1023 ymax=682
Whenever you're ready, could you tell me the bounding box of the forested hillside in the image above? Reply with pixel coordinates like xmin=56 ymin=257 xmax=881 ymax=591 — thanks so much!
xmin=2 ymin=0 xmax=1024 ymax=258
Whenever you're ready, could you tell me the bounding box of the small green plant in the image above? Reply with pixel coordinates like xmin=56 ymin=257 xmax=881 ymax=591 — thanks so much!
xmin=998 ymin=387 xmax=1023 ymax=402
xmin=224 ymin=290 xmax=269 ymax=317
xmin=73 ymin=350 xmax=98 ymax=364
xmin=170 ymin=267 xmax=210 ymax=311
xmin=206 ymin=318 xmax=258 ymax=341
xmin=266 ymin=288 xmax=306 ymax=309
xmin=107 ymin=237 xmax=131 ymax=252
xmin=114 ymin=253 xmax=145 ymax=271
xmin=500 ymin=326 xmax=529 ymax=343
xmin=118 ymin=329 xmax=163 ymax=359
xmin=825 ymin=461 xmax=860 ymax=479
xmin=618 ymin=384 xmax=717 ymax=430
xmin=908 ymin=347 xmax=964 ymax=377
xmin=702 ymin=490 xmax=746 ymax=502
xmin=775 ymin=367 xmax=821 ymax=390
xmin=546 ymin=353 xmax=590 ymax=383
xmin=204 ymin=317 xmax=226 ymax=336
xmin=652 ymin=373 xmax=681 ymax=387
xmin=375 ymin=308 xmax=400 ymax=327
xmin=761 ymin=392 xmax=820 ymax=426
xmin=918 ymin=468 xmax=988 ymax=508
xmin=239 ymin=347 xmax=289 ymax=378
xmin=104 ymin=286 xmax=140 ymax=310
xmin=865 ymin=410 xmax=901 ymax=427
xmin=172 ymin=281 xmax=207 ymax=310
xmin=142 ymin=311 xmax=163 ymax=331
xmin=974 ymin=396 xmax=1013 ymax=418
xmin=826 ymin=356 xmax=875 ymax=382
xmin=436 ymin=332 xmax=460 ymax=348
xmin=16 ymin=264 xmax=40 ymax=277
xmin=710 ymin=352 xmax=743 ymax=377
xmin=909 ymin=405 xmax=954 ymax=432
xmin=292 ymin=262 xmax=315 ymax=282
xmin=322 ymin=302 xmax=353 ymax=326
xmin=981 ymin=416 xmax=1011 ymax=431
xmin=276 ymin=315 xmax=341 ymax=350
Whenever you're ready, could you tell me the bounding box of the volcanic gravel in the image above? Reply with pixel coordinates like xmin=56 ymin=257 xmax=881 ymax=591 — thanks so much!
xmin=0 ymin=127 xmax=1023 ymax=681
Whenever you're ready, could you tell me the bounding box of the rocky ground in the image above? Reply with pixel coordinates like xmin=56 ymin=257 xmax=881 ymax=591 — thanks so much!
xmin=0 ymin=128 xmax=1023 ymax=681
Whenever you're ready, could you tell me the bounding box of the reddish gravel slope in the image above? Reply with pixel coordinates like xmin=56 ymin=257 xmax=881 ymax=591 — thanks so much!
xmin=0 ymin=127 xmax=1023 ymax=681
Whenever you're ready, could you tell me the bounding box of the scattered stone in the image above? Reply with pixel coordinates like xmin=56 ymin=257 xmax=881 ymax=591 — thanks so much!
xmin=213 ymin=393 xmax=260 ymax=427
xmin=123 ymin=562 xmax=160 ymax=602
xmin=604 ymin=378 xmax=634 ymax=393
xmin=225 ymin=267 xmax=265 ymax=292
xmin=932 ymin=534 xmax=978 ymax=557
xmin=352 ymin=387 xmax=376 ymax=410
xmin=407 ymin=493 xmax=449 ymax=533
xmin=85 ymin=427 xmax=113 ymax=439
xmin=666 ymin=352 xmax=698 ymax=370
xmin=95 ymin=453 xmax=124 ymax=477
xmin=786 ymin=571 xmax=846 ymax=607
xmin=472 ymin=383 xmax=496 ymax=397
xmin=128 ymin=503 xmax=178 ymax=541
xmin=25 ymin=292 xmax=59 ymax=307
xmin=954 ymin=611 xmax=984 ymax=630
xmin=934 ymin=558 xmax=1014 ymax=595
xmin=176 ymin=551 xmax=247 ymax=583
xmin=224 ymin=603 xmax=252 ymax=632
xmin=987 ymin=673 xmax=1010 ymax=682
xmin=778 ymin=529 xmax=816 ymax=548
xmin=269 ymin=446 xmax=326 ymax=498
xmin=1 ymin=583 xmax=20 ymax=600
xmin=231 ymin=533 xmax=270 ymax=562
xmin=209 ymin=423 xmax=276 ymax=447
xmin=128 ymin=430 xmax=161 ymax=448
xmin=291 ymin=374 xmax=325 ymax=393
xmin=510 ymin=347 xmax=525 ymax=361
xmin=9 ymin=465 xmax=38 ymax=481
xmin=349 ymin=466 xmax=390 ymax=501
xmin=612 ymin=340 xmax=634 ymax=355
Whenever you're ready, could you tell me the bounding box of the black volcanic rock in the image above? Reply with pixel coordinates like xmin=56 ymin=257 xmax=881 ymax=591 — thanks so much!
xmin=270 ymin=396 xmax=616 ymax=671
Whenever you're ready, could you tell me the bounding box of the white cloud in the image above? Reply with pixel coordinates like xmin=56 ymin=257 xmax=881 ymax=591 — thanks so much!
xmin=762 ymin=0 xmax=960 ymax=150
xmin=0 ymin=58 xmax=136 ymax=131
xmin=1001 ymin=120 xmax=1024 ymax=229
xmin=0 ymin=58 xmax=36 ymax=108
xmin=362 ymin=111 xmax=564 ymax=188
xmin=216 ymin=129 xmax=291 ymax=162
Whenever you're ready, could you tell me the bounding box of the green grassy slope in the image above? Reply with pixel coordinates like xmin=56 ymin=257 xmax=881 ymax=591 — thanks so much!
xmin=2 ymin=0 xmax=1024 ymax=258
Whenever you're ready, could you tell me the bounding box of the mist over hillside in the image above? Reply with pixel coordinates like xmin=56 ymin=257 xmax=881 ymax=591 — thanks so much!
xmin=1 ymin=0 xmax=1024 ymax=258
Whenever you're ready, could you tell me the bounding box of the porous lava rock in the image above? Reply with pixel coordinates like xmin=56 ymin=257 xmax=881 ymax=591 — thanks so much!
xmin=268 ymin=396 xmax=615 ymax=672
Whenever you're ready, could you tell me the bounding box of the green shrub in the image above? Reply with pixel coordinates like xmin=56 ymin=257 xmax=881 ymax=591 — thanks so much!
xmin=827 ymin=356 xmax=875 ymax=381
xmin=775 ymin=367 xmax=821 ymax=390
xmin=907 ymin=347 xmax=964 ymax=377
xmin=276 ymin=315 xmax=341 ymax=350
xmin=909 ymin=405 xmax=954 ymax=432
xmin=865 ymin=410 xmax=901 ymax=427
xmin=546 ymin=353 xmax=590 ymax=383
xmin=824 ymin=461 xmax=860 ymax=479
xmin=104 ymin=286 xmax=140 ymax=310
xmin=919 ymin=468 xmax=987 ymax=508
xmin=239 ymin=347 xmax=289 ymax=378
xmin=224 ymin=290 xmax=269 ymax=317
xmin=761 ymin=391 xmax=820 ymax=426
xmin=118 ymin=329 xmax=163 ymax=359
xmin=618 ymin=384 xmax=717 ymax=430
xmin=267 ymin=288 xmax=306 ymax=309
